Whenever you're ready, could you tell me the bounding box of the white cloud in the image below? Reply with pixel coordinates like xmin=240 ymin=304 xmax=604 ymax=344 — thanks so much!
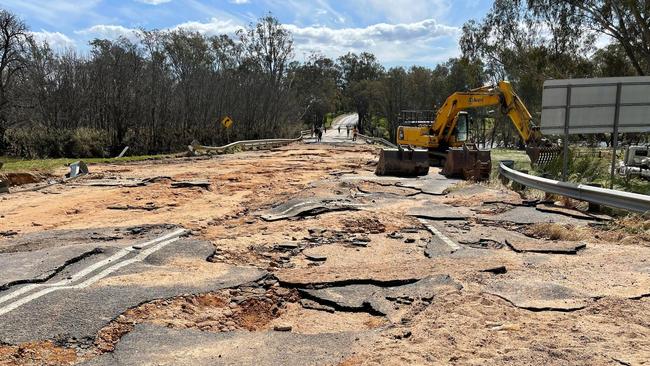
xmin=30 ymin=30 xmax=77 ymax=50
xmin=75 ymin=17 xmax=459 ymax=65
xmin=287 ymin=19 xmax=457 ymax=48
xmin=137 ymin=0 xmax=172 ymax=4
xmin=286 ymin=18 xmax=459 ymax=63
xmin=594 ymin=33 xmax=613 ymax=50
xmin=230 ymin=0 xmax=250 ymax=4
xmin=75 ymin=25 xmax=140 ymax=42
xmin=75 ymin=17 xmax=244 ymax=41
xmin=170 ymin=18 xmax=244 ymax=36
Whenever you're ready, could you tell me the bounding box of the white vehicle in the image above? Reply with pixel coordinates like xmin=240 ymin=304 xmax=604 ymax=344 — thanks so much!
xmin=618 ymin=145 xmax=650 ymax=180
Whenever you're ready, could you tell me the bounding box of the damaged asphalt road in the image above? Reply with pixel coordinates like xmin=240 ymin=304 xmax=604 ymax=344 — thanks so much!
xmin=0 ymin=143 xmax=649 ymax=365
xmin=0 ymin=231 xmax=265 ymax=345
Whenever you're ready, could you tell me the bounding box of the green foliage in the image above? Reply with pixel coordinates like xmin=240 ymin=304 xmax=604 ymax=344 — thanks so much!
xmin=67 ymin=128 xmax=111 ymax=158
xmin=366 ymin=116 xmax=389 ymax=139
xmin=337 ymin=52 xmax=384 ymax=133
xmin=5 ymin=128 xmax=109 ymax=159
xmin=569 ymin=151 xmax=610 ymax=183
xmin=528 ymin=0 xmax=650 ymax=76
xmin=538 ymin=148 xmax=610 ymax=183
xmin=616 ymin=176 xmax=650 ymax=196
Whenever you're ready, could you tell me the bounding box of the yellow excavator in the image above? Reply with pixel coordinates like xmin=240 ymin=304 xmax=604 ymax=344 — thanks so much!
xmin=376 ymin=81 xmax=559 ymax=180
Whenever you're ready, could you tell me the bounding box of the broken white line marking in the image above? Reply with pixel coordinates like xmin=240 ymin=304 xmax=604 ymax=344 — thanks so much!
xmin=0 ymin=229 xmax=186 ymax=316
xmin=419 ymin=219 xmax=461 ymax=251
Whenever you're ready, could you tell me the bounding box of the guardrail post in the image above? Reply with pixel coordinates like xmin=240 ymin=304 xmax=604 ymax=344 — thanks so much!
xmin=499 ymin=160 xmax=514 ymax=185
xmin=585 ymin=182 xmax=603 ymax=212
xmin=541 ymin=173 xmax=553 ymax=201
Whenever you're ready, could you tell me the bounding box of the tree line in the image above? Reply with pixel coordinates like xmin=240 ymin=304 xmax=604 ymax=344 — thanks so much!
xmin=0 ymin=1 xmax=647 ymax=158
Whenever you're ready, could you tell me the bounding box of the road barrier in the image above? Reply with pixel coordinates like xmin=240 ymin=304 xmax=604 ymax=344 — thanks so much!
xmin=499 ymin=161 xmax=650 ymax=213
xmin=189 ymin=130 xmax=311 ymax=155
xmin=357 ymin=133 xmax=397 ymax=149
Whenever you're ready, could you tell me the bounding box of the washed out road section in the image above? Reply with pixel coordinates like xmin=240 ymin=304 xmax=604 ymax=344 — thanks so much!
xmin=0 ymin=230 xmax=266 ymax=344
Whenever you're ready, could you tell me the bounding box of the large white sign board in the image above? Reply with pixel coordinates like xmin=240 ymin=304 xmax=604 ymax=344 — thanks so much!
xmin=541 ymin=76 xmax=650 ymax=135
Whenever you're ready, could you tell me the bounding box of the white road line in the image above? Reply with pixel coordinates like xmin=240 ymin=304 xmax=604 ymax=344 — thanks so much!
xmin=419 ymin=219 xmax=461 ymax=251
xmin=0 ymin=228 xmax=185 ymax=306
xmin=0 ymin=229 xmax=186 ymax=315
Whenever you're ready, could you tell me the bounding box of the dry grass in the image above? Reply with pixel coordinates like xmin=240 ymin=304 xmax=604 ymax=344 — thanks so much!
xmin=527 ymin=216 xmax=650 ymax=246
xmin=609 ymin=215 xmax=650 ymax=235
xmin=526 ymin=223 xmax=590 ymax=241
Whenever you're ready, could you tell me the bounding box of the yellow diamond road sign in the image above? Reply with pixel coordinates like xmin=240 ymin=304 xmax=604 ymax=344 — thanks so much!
xmin=221 ymin=116 xmax=233 ymax=129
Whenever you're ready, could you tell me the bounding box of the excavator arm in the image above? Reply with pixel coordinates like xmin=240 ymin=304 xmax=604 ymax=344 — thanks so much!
xmin=431 ymin=81 xmax=539 ymax=144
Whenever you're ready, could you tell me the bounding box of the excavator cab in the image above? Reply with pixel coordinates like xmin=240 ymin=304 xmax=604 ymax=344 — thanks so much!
xmin=454 ymin=113 xmax=469 ymax=143
xmin=440 ymin=113 xmax=492 ymax=181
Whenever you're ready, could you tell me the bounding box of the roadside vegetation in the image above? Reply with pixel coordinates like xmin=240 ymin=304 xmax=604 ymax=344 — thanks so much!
xmin=491 ymin=147 xmax=650 ymax=195
xmin=0 ymin=154 xmax=172 ymax=173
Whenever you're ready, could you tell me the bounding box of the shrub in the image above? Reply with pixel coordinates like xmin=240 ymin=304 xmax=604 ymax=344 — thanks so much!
xmin=538 ymin=147 xmax=609 ymax=183
xmin=5 ymin=127 xmax=109 ymax=158
xmin=65 ymin=128 xmax=110 ymax=158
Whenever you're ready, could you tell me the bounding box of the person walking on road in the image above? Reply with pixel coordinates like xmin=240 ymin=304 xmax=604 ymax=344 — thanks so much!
xmin=352 ymin=126 xmax=358 ymax=141
xmin=338 ymin=125 xmax=341 ymax=134
xmin=316 ymin=127 xmax=323 ymax=142
xmin=346 ymin=126 xmax=350 ymax=137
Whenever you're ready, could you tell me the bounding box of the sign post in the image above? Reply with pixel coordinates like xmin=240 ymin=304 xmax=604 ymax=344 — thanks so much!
xmin=562 ymin=86 xmax=572 ymax=181
xmin=610 ymin=83 xmax=622 ymax=188
xmin=221 ymin=116 xmax=233 ymax=143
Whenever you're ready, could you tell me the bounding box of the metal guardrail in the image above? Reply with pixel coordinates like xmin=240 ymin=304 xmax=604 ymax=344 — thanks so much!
xmin=189 ymin=130 xmax=311 ymax=155
xmin=357 ymin=134 xmax=397 ymax=149
xmin=499 ymin=162 xmax=650 ymax=213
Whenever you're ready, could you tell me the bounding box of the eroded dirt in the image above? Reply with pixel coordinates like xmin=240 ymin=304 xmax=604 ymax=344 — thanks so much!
xmin=1 ymin=142 xmax=649 ymax=365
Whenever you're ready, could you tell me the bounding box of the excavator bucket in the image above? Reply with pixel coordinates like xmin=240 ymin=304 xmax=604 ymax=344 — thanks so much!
xmin=525 ymin=145 xmax=562 ymax=166
xmin=441 ymin=144 xmax=491 ymax=181
xmin=376 ymin=148 xmax=429 ymax=177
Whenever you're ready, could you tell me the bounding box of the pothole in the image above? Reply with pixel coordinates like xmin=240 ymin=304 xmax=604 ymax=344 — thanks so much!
xmin=94 ymin=280 xmax=300 ymax=354
xmin=57 ymin=276 xmax=388 ymax=365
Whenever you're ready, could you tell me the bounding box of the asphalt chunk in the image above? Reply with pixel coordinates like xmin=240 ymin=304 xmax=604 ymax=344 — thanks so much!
xmin=84 ymin=324 xmax=367 ymax=366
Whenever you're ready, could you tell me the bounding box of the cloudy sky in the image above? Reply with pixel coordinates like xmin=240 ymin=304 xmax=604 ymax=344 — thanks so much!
xmin=2 ymin=0 xmax=492 ymax=67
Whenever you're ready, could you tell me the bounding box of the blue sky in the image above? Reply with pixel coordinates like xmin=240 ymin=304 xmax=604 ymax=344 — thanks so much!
xmin=2 ymin=0 xmax=493 ymax=67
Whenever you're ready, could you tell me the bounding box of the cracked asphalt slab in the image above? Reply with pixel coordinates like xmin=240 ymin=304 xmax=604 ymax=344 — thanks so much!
xmin=300 ymin=275 xmax=462 ymax=318
xmin=0 ymin=225 xmax=176 ymax=289
xmin=0 ymin=235 xmax=266 ymax=345
xmin=0 ymin=142 xmax=648 ymax=365
xmin=84 ymin=324 xmax=369 ymax=366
